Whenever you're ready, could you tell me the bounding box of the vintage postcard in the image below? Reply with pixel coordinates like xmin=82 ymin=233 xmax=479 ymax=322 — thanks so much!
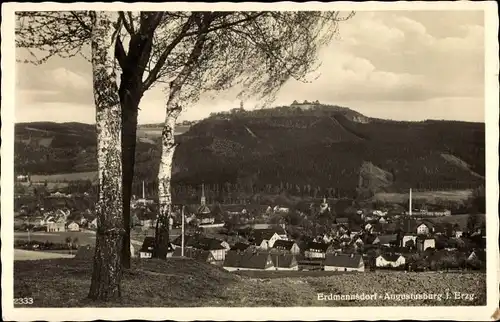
xmin=1 ymin=1 xmax=499 ymax=321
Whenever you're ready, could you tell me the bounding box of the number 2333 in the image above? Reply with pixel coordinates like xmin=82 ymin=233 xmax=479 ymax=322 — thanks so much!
xmin=14 ymin=298 xmax=33 ymax=305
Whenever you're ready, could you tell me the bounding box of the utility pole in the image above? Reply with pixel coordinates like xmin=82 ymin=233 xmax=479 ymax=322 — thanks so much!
xmin=181 ymin=205 xmax=185 ymax=257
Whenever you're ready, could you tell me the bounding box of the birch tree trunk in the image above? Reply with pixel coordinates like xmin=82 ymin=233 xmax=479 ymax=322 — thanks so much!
xmin=155 ymin=93 xmax=182 ymax=259
xmin=88 ymin=11 xmax=125 ymax=301
xmin=155 ymin=17 xmax=210 ymax=257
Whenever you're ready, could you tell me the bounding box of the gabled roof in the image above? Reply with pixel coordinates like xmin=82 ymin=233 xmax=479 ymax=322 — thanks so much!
xmin=231 ymin=242 xmax=251 ymax=251
xmin=272 ymin=240 xmax=297 ymax=251
xmin=140 ymin=237 xmax=156 ymax=253
xmin=197 ymin=204 xmax=212 ymax=215
xmin=269 ymin=253 xmax=298 ymax=268
xmin=324 ymin=253 xmax=363 ymax=268
xmin=172 ymin=234 xmax=225 ymax=250
xmin=379 ymin=254 xmax=403 ymax=262
xmin=223 ymin=250 xmax=274 ymax=269
xmin=469 ymin=250 xmax=486 ymax=262
xmin=418 ymin=220 xmax=434 ymax=229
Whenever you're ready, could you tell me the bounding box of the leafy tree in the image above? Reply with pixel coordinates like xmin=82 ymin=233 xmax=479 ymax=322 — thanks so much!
xmin=17 ymin=9 xmax=355 ymax=267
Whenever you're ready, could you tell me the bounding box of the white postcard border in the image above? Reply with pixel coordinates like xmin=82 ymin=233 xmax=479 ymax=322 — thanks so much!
xmin=2 ymin=1 xmax=499 ymax=321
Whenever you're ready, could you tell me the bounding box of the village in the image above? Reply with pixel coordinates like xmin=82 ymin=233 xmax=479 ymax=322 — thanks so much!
xmin=14 ymin=179 xmax=486 ymax=274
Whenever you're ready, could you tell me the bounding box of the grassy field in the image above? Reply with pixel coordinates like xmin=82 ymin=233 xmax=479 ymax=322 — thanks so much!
xmin=29 ymin=171 xmax=98 ymax=183
xmin=14 ymin=258 xmax=486 ymax=307
xmin=373 ymin=190 xmax=473 ymax=204
xmin=428 ymin=213 xmax=486 ymax=229
xmin=14 ymin=249 xmax=75 ymax=261
xmin=15 ymin=231 xmax=144 ymax=247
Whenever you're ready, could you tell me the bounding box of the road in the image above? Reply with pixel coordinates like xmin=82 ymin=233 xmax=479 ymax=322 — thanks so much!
xmin=14 ymin=249 xmax=75 ymax=261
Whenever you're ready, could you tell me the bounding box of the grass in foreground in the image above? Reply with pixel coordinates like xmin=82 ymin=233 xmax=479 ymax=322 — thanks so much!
xmin=14 ymin=258 xmax=486 ymax=307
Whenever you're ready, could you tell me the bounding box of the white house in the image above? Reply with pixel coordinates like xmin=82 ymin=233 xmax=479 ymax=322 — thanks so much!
xmin=416 ymin=222 xmax=433 ymax=235
xmin=304 ymin=242 xmax=329 ymax=259
xmin=89 ymin=218 xmax=98 ymax=229
xmin=402 ymin=234 xmax=417 ymax=247
xmin=324 ymin=253 xmax=365 ymax=272
xmin=417 ymin=237 xmax=436 ymax=252
xmin=376 ymin=254 xmax=406 ymax=268
xmin=67 ymin=222 xmax=80 ymax=232
xmin=273 ymin=205 xmax=290 ymax=213
xmin=47 ymin=220 xmax=66 ymax=232
xmin=254 ymin=231 xmax=281 ymax=249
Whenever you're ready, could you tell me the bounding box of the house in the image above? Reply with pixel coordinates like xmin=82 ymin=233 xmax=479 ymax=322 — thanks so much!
xmin=416 ymin=221 xmax=434 ymax=235
xmin=324 ymin=253 xmax=365 ymax=272
xmin=319 ymin=198 xmax=330 ymax=213
xmin=270 ymin=253 xmax=299 ymax=270
xmin=171 ymin=247 xmax=217 ymax=265
xmin=231 ymin=242 xmax=251 ymax=252
xmin=47 ymin=220 xmax=66 ymax=232
xmin=375 ymin=234 xmax=398 ymax=247
xmin=89 ymin=218 xmax=98 ymax=229
xmin=199 ymin=217 xmax=225 ymax=229
xmin=326 ymin=242 xmax=342 ymax=254
xmin=223 ymin=250 xmax=275 ymax=271
xmin=172 ymin=235 xmax=229 ymax=261
xmin=375 ymin=254 xmax=406 ymax=268
xmin=304 ymin=242 xmax=329 ymax=259
xmin=416 ymin=236 xmax=435 ymax=252
xmin=67 ymin=222 xmax=80 ymax=232
xmin=252 ymin=230 xmax=281 ymax=249
xmin=323 ymin=234 xmax=334 ymax=243
xmin=139 ymin=237 xmax=156 ymax=258
xmin=272 ymin=240 xmax=301 ymax=254
xmin=467 ymin=250 xmax=486 ymax=262
xmin=402 ymin=234 xmax=417 ymax=248
xmin=273 ymin=205 xmax=290 ymax=213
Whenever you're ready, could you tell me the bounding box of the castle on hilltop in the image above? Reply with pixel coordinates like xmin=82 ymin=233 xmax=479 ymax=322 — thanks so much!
xmin=290 ymin=100 xmax=321 ymax=109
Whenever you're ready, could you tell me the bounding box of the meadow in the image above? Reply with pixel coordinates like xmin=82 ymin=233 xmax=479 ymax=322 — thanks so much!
xmin=29 ymin=171 xmax=98 ymax=183
xmin=373 ymin=189 xmax=473 ymax=204
xmin=13 ymin=258 xmax=486 ymax=307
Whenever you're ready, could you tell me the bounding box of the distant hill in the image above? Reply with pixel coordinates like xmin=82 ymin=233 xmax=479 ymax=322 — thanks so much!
xmin=14 ymin=103 xmax=485 ymax=197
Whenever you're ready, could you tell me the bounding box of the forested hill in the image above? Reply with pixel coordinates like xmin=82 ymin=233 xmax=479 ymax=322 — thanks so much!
xmin=14 ymin=104 xmax=485 ymax=196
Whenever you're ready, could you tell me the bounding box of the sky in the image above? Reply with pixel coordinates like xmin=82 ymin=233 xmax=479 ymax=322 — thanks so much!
xmin=15 ymin=10 xmax=485 ymax=124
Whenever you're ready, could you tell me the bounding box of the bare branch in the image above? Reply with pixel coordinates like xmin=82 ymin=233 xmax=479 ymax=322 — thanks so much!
xmin=142 ymin=13 xmax=195 ymax=91
xmin=119 ymin=11 xmax=134 ymax=35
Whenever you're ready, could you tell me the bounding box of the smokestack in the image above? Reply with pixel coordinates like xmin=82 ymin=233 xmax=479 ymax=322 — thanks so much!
xmin=409 ymin=188 xmax=412 ymax=216
xmin=142 ymin=181 xmax=146 ymax=199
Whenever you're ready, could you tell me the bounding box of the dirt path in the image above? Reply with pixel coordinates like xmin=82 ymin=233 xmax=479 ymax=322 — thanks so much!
xmin=14 ymin=249 xmax=75 ymax=261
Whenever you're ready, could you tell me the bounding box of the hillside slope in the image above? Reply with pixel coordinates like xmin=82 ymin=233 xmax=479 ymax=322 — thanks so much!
xmin=14 ymin=104 xmax=485 ymax=195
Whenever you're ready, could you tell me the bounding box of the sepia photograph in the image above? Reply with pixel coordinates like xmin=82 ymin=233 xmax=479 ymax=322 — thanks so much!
xmin=1 ymin=1 xmax=499 ymax=321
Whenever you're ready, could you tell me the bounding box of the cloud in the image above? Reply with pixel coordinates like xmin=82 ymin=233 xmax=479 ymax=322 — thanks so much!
xmin=50 ymin=67 xmax=91 ymax=90
xmin=14 ymin=11 xmax=485 ymax=123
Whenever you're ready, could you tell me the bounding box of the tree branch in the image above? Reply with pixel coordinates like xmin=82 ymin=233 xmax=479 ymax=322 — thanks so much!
xmin=119 ymin=11 xmax=135 ymax=35
xmin=142 ymin=13 xmax=196 ymax=91
xmin=182 ymin=12 xmax=265 ymax=38
xmin=115 ymin=37 xmax=127 ymax=70
xmin=70 ymin=11 xmax=92 ymax=33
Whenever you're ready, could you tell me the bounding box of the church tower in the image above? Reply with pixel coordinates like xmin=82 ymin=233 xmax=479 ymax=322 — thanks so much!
xmin=201 ymin=183 xmax=206 ymax=206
